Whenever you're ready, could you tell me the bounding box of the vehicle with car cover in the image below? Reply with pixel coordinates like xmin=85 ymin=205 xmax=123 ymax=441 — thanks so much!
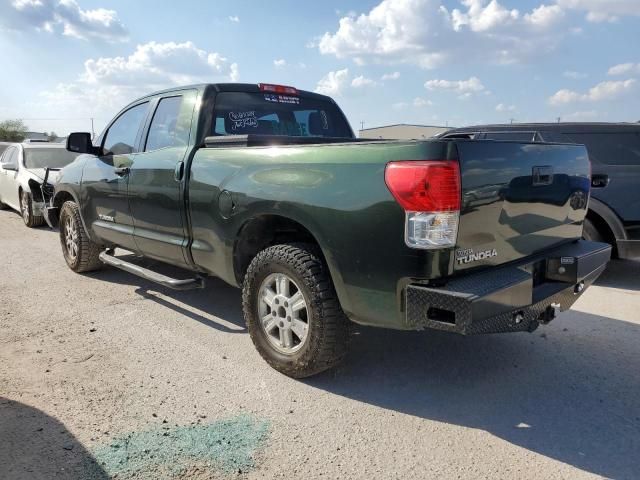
xmin=47 ymin=83 xmax=611 ymax=377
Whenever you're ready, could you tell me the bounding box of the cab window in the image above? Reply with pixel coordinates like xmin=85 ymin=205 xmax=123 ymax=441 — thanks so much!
xmin=145 ymin=96 xmax=189 ymax=151
xmin=103 ymin=102 xmax=149 ymax=155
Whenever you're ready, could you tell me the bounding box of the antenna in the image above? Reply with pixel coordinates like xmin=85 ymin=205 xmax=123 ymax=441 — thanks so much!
xmin=360 ymin=120 xmax=365 ymax=130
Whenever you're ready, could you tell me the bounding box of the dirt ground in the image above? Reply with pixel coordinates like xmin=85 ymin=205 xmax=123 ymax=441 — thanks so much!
xmin=1 ymin=208 xmax=639 ymax=479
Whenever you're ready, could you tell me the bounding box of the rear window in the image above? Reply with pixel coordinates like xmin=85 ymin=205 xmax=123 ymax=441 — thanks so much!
xmin=0 ymin=144 xmax=9 ymax=156
xmin=562 ymin=132 xmax=640 ymax=166
xmin=212 ymin=92 xmax=353 ymax=138
xmin=24 ymin=148 xmax=80 ymax=169
xmin=479 ymin=131 xmax=540 ymax=142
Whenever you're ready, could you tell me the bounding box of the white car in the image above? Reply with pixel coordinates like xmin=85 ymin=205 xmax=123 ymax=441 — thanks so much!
xmin=0 ymin=143 xmax=79 ymax=227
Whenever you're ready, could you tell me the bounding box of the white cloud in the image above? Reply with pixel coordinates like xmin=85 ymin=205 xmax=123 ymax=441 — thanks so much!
xmin=607 ymin=62 xmax=640 ymax=76
xmin=413 ymin=97 xmax=433 ymax=107
xmin=273 ymin=58 xmax=287 ymax=68
xmin=524 ymin=4 xmax=565 ymax=28
xmin=563 ymin=70 xmax=588 ymax=79
xmin=10 ymin=0 xmax=127 ymax=41
xmin=495 ymin=103 xmax=516 ymax=112
xmin=315 ymin=68 xmax=350 ymax=96
xmin=351 ymin=75 xmax=377 ymax=87
xmin=228 ymin=15 xmax=240 ymax=22
xmin=556 ymin=0 xmax=640 ymax=22
xmin=425 ymin=76 xmax=486 ymax=95
xmin=392 ymin=102 xmax=409 ymax=110
xmin=318 ymin=0 xmax=572 ymax=68
xmin=451 ymin=0 xmax=519 ymax=32
xmin=381 ymin=71 xmax=401 ymax=81
xmin=38 ymin=41 xmax=240 ymax=122
xmin=549 ymin=79 xmax=637 ymax=105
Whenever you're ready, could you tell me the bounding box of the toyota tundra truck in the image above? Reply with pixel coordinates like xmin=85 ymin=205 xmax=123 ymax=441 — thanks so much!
xmin=46 ymin=83 xmax=611 ymax=378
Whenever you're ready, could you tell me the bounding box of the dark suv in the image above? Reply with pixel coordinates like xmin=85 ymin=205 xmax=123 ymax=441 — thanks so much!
xmin=442 ymin=123 xmax=640 ymax=260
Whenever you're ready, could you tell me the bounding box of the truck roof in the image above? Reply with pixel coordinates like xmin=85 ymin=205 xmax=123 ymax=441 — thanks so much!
xmin=135 ymin=83 xmax=336 ymax=103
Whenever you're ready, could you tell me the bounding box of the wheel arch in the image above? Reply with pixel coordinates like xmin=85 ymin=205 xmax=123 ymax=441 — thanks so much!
xmin=587 ymin=197 xmax=626 ymax=257
xmin=231 ymin=213 xmax=350 ymax=313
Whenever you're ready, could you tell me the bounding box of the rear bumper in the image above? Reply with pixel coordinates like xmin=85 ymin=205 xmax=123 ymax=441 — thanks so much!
xmin=405 ymin=240 xmax=611 ymax=335
xmin=617 ymin=239 xmax=640 ymax=260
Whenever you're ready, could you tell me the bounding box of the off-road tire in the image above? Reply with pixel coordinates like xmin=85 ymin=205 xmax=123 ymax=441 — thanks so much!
xmin=20 ymin=190 xmax=45 ymax=228
xmin=582 ymin=218 xmax=604 ymax=243
xmin=243 ymin=243 xmax=351 ymax=378
xmin=59 ymin=201 xmax=103 ymax=273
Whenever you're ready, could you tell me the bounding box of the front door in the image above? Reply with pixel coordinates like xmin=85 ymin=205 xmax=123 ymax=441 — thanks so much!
xmin=0 ymin=147 xmax=21 ymax=210
xmin=128 ymin=91 xmax=198 ymax=267
xmin=80 ymin=101 xmax=150 ymax=251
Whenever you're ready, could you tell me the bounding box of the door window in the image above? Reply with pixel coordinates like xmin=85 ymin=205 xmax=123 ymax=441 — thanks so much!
xmin=103 ymin=102 xmax=149 ymax=155
xmin=145 ymin=96 xmax=189 ymax=151
xmin=0 ymin=147 xmax=17 ymax=168
xmin=562 ymin=132 xmax=640 ymax=166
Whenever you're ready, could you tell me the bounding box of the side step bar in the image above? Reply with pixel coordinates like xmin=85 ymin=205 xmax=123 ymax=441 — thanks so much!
xmin=99 ymin=251 xmax=205 ymax=291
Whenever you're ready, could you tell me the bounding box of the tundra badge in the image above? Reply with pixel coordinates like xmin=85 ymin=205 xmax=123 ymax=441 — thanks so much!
xmin=456 ymin=247 xmax=498 ymax=265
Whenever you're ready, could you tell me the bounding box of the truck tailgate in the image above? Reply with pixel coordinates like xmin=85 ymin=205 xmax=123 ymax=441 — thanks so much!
xmin=454 ymin=140 xmax=590 ymax=271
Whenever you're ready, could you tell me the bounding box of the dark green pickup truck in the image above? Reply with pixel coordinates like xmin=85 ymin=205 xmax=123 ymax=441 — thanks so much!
xmin=48 ymin=83 xmax=611 ymax=377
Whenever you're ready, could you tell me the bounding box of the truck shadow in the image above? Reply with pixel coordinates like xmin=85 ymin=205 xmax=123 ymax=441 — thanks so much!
xmin=307 ymin=309 xmax=640 ymax=479
xmin=94 ymin=255 xmax=246 ymax=334
xmin=0 ymin=397 xmax=109 ymax=480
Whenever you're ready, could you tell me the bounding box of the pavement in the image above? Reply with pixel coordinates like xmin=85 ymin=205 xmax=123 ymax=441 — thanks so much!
xmin=0 ymin=207 xmax=639 ymax=479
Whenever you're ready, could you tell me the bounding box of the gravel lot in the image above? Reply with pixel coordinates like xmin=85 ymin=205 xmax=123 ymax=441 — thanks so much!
xmin=1 ymin=207 xmax=639 ymax=480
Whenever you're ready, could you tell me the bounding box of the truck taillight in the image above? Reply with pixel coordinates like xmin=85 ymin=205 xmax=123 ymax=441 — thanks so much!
xmin=385 ymin=160 xmax=461 ymax=249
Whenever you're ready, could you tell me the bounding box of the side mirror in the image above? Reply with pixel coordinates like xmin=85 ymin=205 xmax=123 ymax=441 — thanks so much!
xmin=1 ymin=159 xmax=17 ymax=171
xmin=66 ymin=132 xmax=95 ymax=154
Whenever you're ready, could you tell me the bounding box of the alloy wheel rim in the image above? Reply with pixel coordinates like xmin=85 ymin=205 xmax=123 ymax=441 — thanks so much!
xmin=21 ymin=193 xmax=29 ymax=223
xmin=257 ymin=273 xmax=309 ymax=354
xmin=64 ymin=216 xmax=79 ymax=260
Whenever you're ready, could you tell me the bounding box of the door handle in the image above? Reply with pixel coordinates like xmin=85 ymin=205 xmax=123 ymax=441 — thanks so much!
xmin=114 ymin=167 xmax=130 ymax=176
xmin=174 ymin=161 xmax=184 ymax=182
xmin=591 ymin=174 xmax=609 ymax=188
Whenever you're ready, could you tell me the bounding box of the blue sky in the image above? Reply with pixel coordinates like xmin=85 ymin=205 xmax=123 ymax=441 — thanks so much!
xmin=1 ymin=0 xmax=639 ymax=135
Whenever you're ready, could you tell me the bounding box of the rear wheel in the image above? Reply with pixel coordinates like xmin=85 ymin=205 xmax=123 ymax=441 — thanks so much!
xmin=59 ymin=201 xmax=103 ymax=273
xmin=20 ymin=190 xmax=44 ymax=228
xmin=582 ymin=218 xmax=604 ymax=243
xmin=242 ymin=243 xmax=351 ymax=378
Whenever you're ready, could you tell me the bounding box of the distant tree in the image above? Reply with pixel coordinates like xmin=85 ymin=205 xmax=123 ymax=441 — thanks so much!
xmin=47 ymin=131 xmax=58 ymax=142
xmin=0 ymin=119 xmax=28 ymax=142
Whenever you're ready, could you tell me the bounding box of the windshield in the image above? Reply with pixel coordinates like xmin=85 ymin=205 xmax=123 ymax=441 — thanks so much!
xmin=212 ymin=92 xmax=354 ymax=138
xmin=23 ymin=148 xmax=80 ymax=169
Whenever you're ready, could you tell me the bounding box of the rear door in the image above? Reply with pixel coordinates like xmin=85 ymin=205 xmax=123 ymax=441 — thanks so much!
xmin=454 ymin=140 xmax=591 ymax=271
xmin=559 ymin=131 xmax=640 ymax=222
xmin=128 ymin=90 xmax=198 ymax=267
xmin=81 ymin=101 xmax=150 ymax=251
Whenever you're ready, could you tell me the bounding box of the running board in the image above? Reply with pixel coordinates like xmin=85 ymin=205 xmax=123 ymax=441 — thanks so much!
xmin=99 ymin=251 xmax=205 ymax=291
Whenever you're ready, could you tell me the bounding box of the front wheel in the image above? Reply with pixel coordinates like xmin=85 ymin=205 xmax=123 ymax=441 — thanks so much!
xmin=20 ymin=190 xmax=44 ymax=228
xmin=242 ymin=243 xmax=351 ymax=378
xmin=59 ymin=201 xmax=103 ymax=273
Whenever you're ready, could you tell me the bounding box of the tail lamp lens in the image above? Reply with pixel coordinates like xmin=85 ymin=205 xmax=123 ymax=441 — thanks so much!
xmin=385 ymin=160 xmax=461 ymax=249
